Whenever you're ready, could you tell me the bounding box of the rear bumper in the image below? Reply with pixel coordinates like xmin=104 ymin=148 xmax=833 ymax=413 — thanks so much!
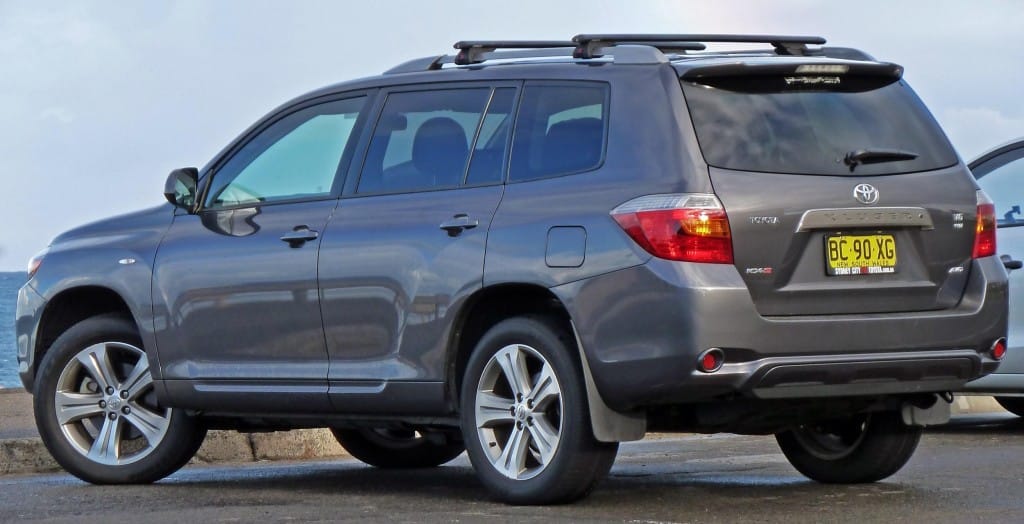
xmin=553 ymin=256 xmax=1008 ymax=411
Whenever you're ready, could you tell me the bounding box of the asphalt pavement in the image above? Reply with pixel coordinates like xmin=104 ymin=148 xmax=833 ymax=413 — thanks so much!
xmin=1 ymin=412 xmax=1023 ymax=523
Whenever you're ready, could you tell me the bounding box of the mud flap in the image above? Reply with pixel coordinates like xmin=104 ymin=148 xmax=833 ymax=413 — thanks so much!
xmin=570 ymin=321 xmax=646 ymax=442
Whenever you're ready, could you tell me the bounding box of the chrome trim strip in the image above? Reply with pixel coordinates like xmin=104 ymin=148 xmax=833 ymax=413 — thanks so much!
xmin=796 ymin=207 xmax=934 ymax=231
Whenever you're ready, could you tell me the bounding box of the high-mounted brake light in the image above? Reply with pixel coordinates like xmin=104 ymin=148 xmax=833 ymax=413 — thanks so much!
xmin=972 ymin=190 xmax=997 ymax=259
xmin=611 ymin=193 xmax=733 ymax=264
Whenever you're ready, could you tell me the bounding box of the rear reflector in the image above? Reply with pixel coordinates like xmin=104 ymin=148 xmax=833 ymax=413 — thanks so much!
xmin=697 ymin=348 xmax=725 ymax=373
xmin=991 ymin=338 xmax=1007 ymax=360
xmin=973 ymin=190 xmax=997 ymax=259
xmin=611 ymin=194 xmax=733 ymax=263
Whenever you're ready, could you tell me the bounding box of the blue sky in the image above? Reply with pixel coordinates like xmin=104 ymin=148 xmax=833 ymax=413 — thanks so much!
xmin=0 ymin=0 xmax=1022 ymax=270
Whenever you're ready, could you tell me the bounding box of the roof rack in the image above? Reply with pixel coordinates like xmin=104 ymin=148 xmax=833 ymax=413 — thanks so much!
xmin=572 ymin=33 xmax=826 ymax=58
xmin=384 ymin=33 xmax=849 ymax=74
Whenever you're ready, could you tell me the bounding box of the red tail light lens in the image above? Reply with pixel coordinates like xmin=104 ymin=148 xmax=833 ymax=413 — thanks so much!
xmin=611 ymin=194 xmax=733 ymax=264
xmin=973 ymin=190 xmax=996 ymax=259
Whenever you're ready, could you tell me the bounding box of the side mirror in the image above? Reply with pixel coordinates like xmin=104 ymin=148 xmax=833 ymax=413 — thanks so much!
xmin=164 ymin=167 xmax=199 ymax=211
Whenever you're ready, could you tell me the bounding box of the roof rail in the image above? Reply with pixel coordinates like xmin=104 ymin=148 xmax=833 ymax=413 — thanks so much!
xmin=384 ymin=55 xmax=447 ymax=74
xmin=453 ymin=40 xmax=577 ymax=65
xmin=572 ymin=33 xmax=826 ymax=58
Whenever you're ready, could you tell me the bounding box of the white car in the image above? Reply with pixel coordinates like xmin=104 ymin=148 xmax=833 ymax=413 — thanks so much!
xmin=963 ymin=137 xmax=1024 ymax=415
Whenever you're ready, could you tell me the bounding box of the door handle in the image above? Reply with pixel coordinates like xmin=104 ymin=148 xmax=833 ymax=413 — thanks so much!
xmin=280 ymin=225 xmax=319 ymax=247
xmin=1001 ymin=254 xmax=1022 ymax=271
xmin=439 ymin=214 xmax=479 ymax=237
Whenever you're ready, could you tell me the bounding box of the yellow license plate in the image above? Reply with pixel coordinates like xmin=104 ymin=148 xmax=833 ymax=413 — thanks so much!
xmin=825 ymin=234 xmax=897 ymax=276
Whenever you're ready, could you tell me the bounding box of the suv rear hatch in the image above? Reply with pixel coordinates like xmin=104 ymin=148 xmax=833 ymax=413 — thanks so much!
xmin=679 ymin=61 xmax=979 ymax=316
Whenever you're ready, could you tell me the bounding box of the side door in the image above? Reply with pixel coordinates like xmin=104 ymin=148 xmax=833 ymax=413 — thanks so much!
xmin=153 ymin=94 xmax=370 ymax=412
xmin=972 ymin=139 xmax=1024 ymax=375
xmin=318 ymin=84 xmax=517 ymax=413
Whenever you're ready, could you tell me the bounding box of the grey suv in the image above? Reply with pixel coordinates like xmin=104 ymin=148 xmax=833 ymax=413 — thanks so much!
xmin=14 ymin=34 xmax=1008 ymax=504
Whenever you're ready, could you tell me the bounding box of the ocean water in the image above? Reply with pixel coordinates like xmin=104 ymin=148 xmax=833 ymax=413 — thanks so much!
xmin=0 ymin=272 xmax=27 ymax=388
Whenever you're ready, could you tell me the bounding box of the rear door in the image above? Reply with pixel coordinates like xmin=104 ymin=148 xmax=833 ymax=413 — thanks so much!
xmin=972 ymin=140 xmax=1024 ymax=372
xmin=680 ymin=66 xmax=976 ymax=315
xmin=318 ymin=84 xmax=516 ymax=412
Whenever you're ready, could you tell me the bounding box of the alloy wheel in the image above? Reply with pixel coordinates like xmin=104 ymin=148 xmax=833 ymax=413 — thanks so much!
xmin=474 ymin=343 xmax=563 ymax=480
xmin=53 ymin=342 xmax=171 ymax=466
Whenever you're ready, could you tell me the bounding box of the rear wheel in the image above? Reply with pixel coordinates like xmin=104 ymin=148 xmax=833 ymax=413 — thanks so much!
xmin=995 ymin=396 xmax=1024 ymax=417
xmin=33 ymin=314 xmax=206 ymax=484
xmin=775 ymin=411 xmax=921 ymax=484
xmin=460 ymin=316 xmax=618 ymax=505
xmin=330 ymin=428 xmax=464 ymax=468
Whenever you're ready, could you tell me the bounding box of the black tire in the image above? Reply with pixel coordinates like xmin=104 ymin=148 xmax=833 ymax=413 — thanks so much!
xmin=775 ymin=411 xmax=921 ymax=484
xmin=33 ymin=314 xmax=206 ymax=484
xmin=995 ymin=396 xmax=1024 ymax=417
xmin=460 ymin=316 xmax=618 ymax=505
xmin=331 ymin=428 xmax=464 ymax=468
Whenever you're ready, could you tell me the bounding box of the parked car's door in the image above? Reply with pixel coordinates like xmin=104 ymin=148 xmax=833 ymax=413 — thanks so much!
xmin=153 ymin=94 xmax=370 ymax=411
xmin=318 ymin=84 xmax=517 ymax=413
xmin=972 ymin=139 xmax=1024 ymax=376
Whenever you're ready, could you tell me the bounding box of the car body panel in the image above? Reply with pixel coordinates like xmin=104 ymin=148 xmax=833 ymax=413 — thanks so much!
xmin=712 ymin=164 xmax=978 ymax=316
xmin=152 ymin=200 xmax=337 ymax=412
xmin=319 ymin=185 xmax=503 ymax=413
xmin=17 ymin=204 xmax=172 ymax=391
xmin=554 ymin=255 xmax=1006 ymax=410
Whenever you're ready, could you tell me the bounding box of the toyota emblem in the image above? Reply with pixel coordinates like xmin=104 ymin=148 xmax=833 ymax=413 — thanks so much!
xmin=853 ymin=183 xmax=879 ymax=205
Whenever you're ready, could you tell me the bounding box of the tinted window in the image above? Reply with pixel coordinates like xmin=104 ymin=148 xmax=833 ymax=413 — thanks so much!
xmin=975 ymin=148 xmax=1024 ymax=227
xmin=358 ymin=89 xmax=490 ymax=194
xmin=206 ymin=97 xmax=365 ymax=208
xmin=509 ymin=83 xmax=608 ymax=182
xmin=465 ymin=88 xmax=517 ymax=186
xmin=681 ymin=77 xmax=957 ymax=175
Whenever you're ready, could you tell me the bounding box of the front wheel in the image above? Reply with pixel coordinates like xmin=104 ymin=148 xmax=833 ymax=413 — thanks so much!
xmin=330 ymin=428 xmax=464 ymax=468
xmin=33 ymin=314 xmax=206 ymax=484
xmin=460 ymin=316 xmax=618 ymax=505
xmin=775 ymin=411 xmax=921 ymax=484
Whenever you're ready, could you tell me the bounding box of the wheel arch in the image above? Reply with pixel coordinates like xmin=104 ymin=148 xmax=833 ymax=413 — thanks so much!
xmin=32 ymin=286 xmax=139 ymax=383
xmin=446 ymin=282 xmax=645 ymax=442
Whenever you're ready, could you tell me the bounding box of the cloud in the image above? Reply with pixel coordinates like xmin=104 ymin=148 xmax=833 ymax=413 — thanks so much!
xmin=38 ymin=106 xmax=74 ymax=125
xmin=0 ymin=0 xmax=1021 ymax=270
xmin=938 ymin=107 xmax=1024 ymax=160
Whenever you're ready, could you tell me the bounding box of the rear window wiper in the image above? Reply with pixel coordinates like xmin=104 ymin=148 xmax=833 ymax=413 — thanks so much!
xmin=844 ymin=148 xmax=918 ymax=170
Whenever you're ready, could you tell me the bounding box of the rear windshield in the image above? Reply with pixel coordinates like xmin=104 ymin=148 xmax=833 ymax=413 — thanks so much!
xmin=681 ymin=76 xmax=958 ymax=175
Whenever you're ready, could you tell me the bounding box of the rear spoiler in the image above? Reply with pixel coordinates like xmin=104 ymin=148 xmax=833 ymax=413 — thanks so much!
xmin=681 ymin=61 xmax=903 ymax=81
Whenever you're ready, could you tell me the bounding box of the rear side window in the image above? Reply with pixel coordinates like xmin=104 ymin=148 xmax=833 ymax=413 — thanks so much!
xmin=358 ymin=88 xmax=490 ymax=194
xmin=509 ymin=83 xmax=608 ymax=182
xmin=681 ymin=76 xmax=958 ymax=176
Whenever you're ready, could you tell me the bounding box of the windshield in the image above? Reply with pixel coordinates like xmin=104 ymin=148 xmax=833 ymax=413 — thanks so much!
xmin=681 ymin=76 xmax=958 ymax=175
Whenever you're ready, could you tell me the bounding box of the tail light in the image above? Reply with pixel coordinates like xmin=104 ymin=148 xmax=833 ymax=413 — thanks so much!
xmin=972 ymin=190 xmax=996 ymax=259
xmin=611 ymin=193 xmax=733 ymax=264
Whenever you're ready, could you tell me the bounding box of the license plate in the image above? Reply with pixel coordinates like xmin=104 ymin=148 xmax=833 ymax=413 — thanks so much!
xmin=825 ymin=234 xmax=897 ymax=276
